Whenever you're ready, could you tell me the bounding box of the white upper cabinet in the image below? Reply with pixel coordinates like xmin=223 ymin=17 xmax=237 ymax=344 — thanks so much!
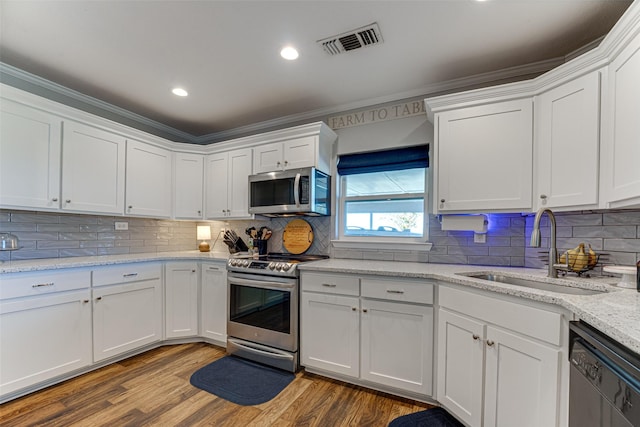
xmin=205 ymin=148 xmax=253 ymax=220
xmin=601 ymin=29 xmax=640 ymax=208
xmin=254 ymin=136 xmax=318 ymax=173
xmin=61 ymin=121 xmax=126 ymax=215
xmin=251 ymin=123 xmax=335 ymax=175
xmin=435 ymin=99 xmax=533 ymax=213
xmin=173 ymin=152 xmax=204 ymax=219
xmin=534 ymin=71 xmax=602 ymax=211
xmin=125 ymin=140 xmax=172 ymax=218
xmin=0 ymin=99 xmax=62 ymax=210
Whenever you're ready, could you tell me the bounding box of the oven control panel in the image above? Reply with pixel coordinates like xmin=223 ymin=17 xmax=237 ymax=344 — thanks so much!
xmin=227 ymin=258 xmax=298 ymax=277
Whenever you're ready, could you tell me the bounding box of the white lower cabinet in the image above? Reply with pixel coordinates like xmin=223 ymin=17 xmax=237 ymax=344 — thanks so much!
xmin=165 ymin=262 xmax=199 ymax=339
xmin=0 ymin=270 xmax=92 ymax=400
xmin=301 ymin=292 xmax=360 ymax=377
xmin=92 ymin=263 xmax=162 ymax=362
xmin=300 ymin=272 xmax=434 ymax=397
xmin=437 ymin=285 xmax=566 ymax=427
xmin=200 ymin=261 xmax=227 ymax=345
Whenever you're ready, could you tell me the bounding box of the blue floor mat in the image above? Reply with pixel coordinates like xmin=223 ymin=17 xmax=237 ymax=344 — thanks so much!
xmin=389 ymin=407 xmax=465 ymax=427
xmin=189 ymin=355 xmax=295 ymax=406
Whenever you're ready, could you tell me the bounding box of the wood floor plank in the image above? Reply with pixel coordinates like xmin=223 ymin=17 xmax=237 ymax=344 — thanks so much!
xmin=0 ymin=343 xmax=432 ymax=427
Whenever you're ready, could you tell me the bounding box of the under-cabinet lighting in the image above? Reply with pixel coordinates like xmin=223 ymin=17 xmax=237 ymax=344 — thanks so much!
xmin=172 ymin=87 xmax=189 ymax=97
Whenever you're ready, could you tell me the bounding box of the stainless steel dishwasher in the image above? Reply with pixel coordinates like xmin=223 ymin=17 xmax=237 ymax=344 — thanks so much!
xmin=569 ymin=321 xmax=640 ymax=427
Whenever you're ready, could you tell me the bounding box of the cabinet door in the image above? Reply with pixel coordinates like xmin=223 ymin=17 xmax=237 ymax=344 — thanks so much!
xmin=0 ymin=99 xmax=61 ymax=210
xmin=200 ymin=262 xmax=227 ymax=345
xmin=602 ymin=33 xmax=640 ymax=207
xmin=174 ymin=153 xmax=204 ymax=219
xmin=205 ymin=152 xmax=229 ymax=219
xmin=61 ymin=121 xmax=126 ymax=214
xmin=536 ymin=72 xmax=600 ymax=210
xmin=282 ymin=136 xmax=316 ymax=170
xmin=253 ymin=142 xmax=283 ymax=173
xmin=361 ymin=299 xmax=433 ymax=395
xmin=0 ymin=289 xmax=92 ymax=397
xmin=92 ymin=277 xmax=162 ymax=362
xmin=227 ymin=148 xmax=253 ymax=219
xmin=436 ymin=99 xmax=533 ymax=212
xmin=300 ymin=292 xmax=360 ymax=378
xmin=437 ymin=308 xmax=485 ymax=427
xmin=484 ymin=326 xmax=561 ymax=427
xmin=125 ymin=140 xmax=172 ymax=218
xmin=165 ymin=262 xmax=198 ymax=339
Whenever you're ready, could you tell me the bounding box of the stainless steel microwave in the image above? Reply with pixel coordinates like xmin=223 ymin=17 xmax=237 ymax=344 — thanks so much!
xmin=248 ymin=167 xmax=330 ymax=217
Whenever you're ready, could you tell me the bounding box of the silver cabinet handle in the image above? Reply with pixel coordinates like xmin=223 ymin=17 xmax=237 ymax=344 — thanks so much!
xmin=486 ymin=340 xmax=495 ymax=347
xmin=123 ymin=273 xmax=138 ymax=278
xmin=322 ymin=283 xmax=337 ymax=288
xmin=32 ymin=282 xmax=54 ymax=288
xmin=472 ymin=334 xmax=480 ymax=341
xmin=208 ymin=267 xmax=220 ymax=271
xmin=386 ymin=289 xmax=404 ymax=294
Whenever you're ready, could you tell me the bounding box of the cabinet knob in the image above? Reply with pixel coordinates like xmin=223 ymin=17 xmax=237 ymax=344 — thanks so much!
xmin=192 ymin=269 xmax=196 ymax=273
xmin=96 ymin=296 xmax=102 ymax=302
xmin=284 ymin=160 xmax=288 ymax=166
xmin=198 ymin=210 xmax=202 ymax=215
xmin=83 ymin=299 xmax=90 ymax=304
xmin=52 ymin=198 xmax=58 ymax=202
xmin=472 ymin=334 xmax=480 ymax=341
xmin=351 ymin=307 xmax=357 ymax=311
xmin=440 ymin=199 xmax=446 ymax=203
xmin=486 ymin=340 xmax=495 ymax=347
xmin=362 ymin=308 xmax=368 ymax=313
xmin=277 ymin=161 xmax=281 ymax=167
xmin=540 ymin=194 xmax=547 ymax=199
xmin=65 ymin=199 xmax=71 ymax=204
xmin=128 ymin=205 xmax=133 ymax=210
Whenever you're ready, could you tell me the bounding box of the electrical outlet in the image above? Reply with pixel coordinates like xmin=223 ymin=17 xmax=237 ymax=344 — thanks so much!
xmin=474 ymin=233 xmax=486 ymax=244
xmin=115 ymin=221 xmax=129 ymax=231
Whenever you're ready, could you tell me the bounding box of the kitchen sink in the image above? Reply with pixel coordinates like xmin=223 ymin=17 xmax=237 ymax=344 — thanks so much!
xmin=461 ymin=273 xmax=607 ymax=296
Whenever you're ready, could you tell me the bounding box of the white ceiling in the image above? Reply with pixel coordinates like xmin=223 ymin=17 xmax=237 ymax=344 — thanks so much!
xmin=0 ymin=0 xmax=633 ymax=142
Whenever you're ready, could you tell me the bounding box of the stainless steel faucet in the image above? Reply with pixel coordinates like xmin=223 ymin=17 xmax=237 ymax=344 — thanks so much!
xmin=530 ymin=208 xmax=559 ymax=278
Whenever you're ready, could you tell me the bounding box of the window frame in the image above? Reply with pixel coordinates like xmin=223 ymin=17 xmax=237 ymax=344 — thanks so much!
xmin=333 ymin=167 xmax=431 ymax=250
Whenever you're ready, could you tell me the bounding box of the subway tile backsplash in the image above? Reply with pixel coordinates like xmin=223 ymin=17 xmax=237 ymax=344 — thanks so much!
xmin=2 ymin=208 xmax=639 ymax=273
xmin=0 ymin=209 xmax=198 ymax=261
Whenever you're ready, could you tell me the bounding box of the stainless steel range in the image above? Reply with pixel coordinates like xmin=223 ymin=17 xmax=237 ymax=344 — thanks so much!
xmin=226 ymin=253 xmax=328 ymax=372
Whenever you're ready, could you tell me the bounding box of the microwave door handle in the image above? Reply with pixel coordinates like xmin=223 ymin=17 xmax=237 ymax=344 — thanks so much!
xmin=294 ymin=173 xmax=301 ymax=207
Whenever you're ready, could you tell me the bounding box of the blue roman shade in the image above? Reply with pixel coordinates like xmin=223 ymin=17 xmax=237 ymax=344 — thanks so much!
xmin=337 ymin=145 xmax=429 ymax=176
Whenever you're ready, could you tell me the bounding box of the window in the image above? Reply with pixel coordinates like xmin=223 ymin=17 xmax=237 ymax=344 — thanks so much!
xmin=336 ymin=145 xmax=428 ymax=243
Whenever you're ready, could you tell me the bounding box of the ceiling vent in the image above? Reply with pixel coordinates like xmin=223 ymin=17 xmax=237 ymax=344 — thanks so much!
xmin=318 ymin=23 xmax=383 ymax=56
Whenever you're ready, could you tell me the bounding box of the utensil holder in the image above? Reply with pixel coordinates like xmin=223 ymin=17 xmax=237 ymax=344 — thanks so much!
xmin=254 ymin=239 xmax=268 ymax=255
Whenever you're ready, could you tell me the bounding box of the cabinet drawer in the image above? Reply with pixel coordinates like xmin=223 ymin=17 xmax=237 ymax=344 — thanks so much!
xmin=301 ymin=272 xmax=359 ymax=296
xmin=439 ymin=285 xmax=562 ymax=346
xmin=361 ymin=277 xmax=434 ymax=304
xmin=93 ymin=263 xmax=161 ymax=287
xmin=0 ymin=269 xmax=91 ymax=300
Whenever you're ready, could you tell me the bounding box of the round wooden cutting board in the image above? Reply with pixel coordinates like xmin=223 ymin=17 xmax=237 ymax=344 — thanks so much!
xmin=283 ymin=219 xmax=313 ymax=254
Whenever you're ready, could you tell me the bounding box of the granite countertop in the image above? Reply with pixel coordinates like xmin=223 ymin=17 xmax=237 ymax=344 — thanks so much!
xmin=2 ymin=253 xmax=639 ymax=355
xmin=298 ymin=259 xmax=640 ymax=355
xmin=0 ymin=251 xmax=230 ymax=273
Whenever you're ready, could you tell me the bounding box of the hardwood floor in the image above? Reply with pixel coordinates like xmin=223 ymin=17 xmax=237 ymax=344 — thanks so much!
xmin=0 ymin=343 xmax=432 ymax=426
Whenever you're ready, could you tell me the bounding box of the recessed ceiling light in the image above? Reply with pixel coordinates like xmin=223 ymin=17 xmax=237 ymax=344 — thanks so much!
xmin=172 ymin=87 xmax=188 ymax=97
xmin=280 ymin=46 xmax=299 ymax=60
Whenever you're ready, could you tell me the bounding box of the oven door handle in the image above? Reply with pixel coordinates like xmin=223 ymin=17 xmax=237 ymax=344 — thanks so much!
xmin=228 ymin=338 xmax=294 ymax=361
xmin=228 ymin=276 xmax=296 ymax=290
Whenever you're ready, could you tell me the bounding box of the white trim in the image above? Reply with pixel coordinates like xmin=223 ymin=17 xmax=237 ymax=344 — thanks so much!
xmin=331 ymin=240 xmax=432 ymax=252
